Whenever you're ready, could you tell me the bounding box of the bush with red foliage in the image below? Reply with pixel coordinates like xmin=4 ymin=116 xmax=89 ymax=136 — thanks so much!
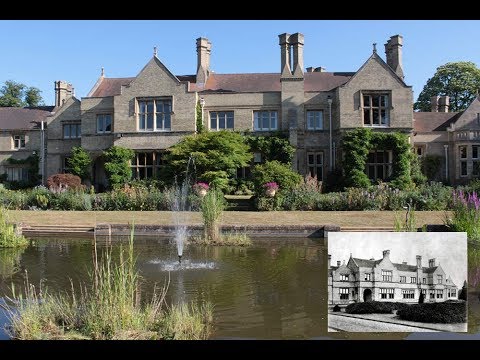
xmin=46 ymin=173 xmax=84 ymax=193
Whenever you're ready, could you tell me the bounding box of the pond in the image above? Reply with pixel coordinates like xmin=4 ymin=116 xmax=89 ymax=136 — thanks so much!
xmin=0 ymin=237 xmax=479 ymax=340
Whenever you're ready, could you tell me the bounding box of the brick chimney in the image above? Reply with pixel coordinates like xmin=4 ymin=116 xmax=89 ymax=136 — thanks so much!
xmin=416 ymin=255 xmax=422 ymax=268
xmin=54 ymin=80 xmax=73 ymax=107
xmin=382 ymin=250 xmax=390 ymax=259
xmin=431 ymin=96 xmax=439 ymax=112
xmin=384 ymin=35 xmax=404 ymax=79
xmin=196 ymin=37 xmax=211 ymax=85
xmin=438 ymin=96 xmax=450 ymax=112
xmin=279 ymin=33 xmax=291 ymax=77
xmin=290 ymin=33 xmax=304 ymax=78
xmin=429 ymin=258 xmax=436 ymax=267
xmin=337 ymin=261 xmax=341 ymax=267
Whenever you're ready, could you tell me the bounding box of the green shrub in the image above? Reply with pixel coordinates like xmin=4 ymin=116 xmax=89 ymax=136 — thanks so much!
xmin=251 ymin=160 xmax=302 ymax=196
xmin=0 ymin=208 xmax=29 ymax=248
xmin=255 ymin=194 xmax=285 ymax=211
xmin=446 ymin=190 xmax=480 ymax=241
xmin=103 ymin=146 xmax=135 ymax=189
xmin=397 ymin=302 xmax=466 ymax=323
xmin=345 ymin=301 xmax=393 ymax=314
xmin=50 ymin=191 xmax=92 ymax=211
xmin=68 ymin=146 xmax=92 ymax=181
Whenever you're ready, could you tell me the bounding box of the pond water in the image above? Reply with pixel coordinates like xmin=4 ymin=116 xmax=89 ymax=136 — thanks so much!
xmin=0 ymin=237 xmax=479 ymax=340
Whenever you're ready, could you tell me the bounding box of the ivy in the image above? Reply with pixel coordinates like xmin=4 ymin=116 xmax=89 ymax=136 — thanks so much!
xmin=195 ymin=99 xmax=204 ymax=133
xmin=4 ymin=154 xmax=40 ymax=187
xmin=342 ymin=128 xmax=414 ymax=190
xmin=245 ymin=131 xmax=295 ymax=164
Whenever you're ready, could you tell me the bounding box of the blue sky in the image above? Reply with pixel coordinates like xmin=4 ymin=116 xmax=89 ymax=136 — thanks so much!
xmin=1 ymin=20 xmax=479 ymax=106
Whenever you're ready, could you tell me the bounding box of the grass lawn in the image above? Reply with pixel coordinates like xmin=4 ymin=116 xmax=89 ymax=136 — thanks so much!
xmin=7 ymin=210 xmax=449 ymax=228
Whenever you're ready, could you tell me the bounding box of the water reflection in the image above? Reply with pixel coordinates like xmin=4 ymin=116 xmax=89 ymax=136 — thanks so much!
xmin=0 ymin=237 xmax=478 ymax=340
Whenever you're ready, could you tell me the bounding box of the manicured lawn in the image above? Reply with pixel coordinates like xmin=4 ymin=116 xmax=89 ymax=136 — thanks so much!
xmin=8 ymin=210 xmax=449 ymax=228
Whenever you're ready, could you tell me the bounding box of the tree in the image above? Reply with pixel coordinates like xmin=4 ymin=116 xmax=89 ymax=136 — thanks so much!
xmin=0 ymin=80 xmax=44 ymax=107
xmin=25 ymin=87 xmax=43 ymax=107
xmin=165 ymin=131 xmax=252 ymax=190
xmin=414 ymin=62 xmax=480 ymax=112
xmin=67 ymin=146 xmax=92 ymax=181
xmin=103 ymin=146 xmax=135 ymax=189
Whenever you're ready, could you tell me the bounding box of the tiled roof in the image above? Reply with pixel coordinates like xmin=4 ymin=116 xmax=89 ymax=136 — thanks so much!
xmin=393 ymin=263 xmax=418 ymax=272
xmin=89 ymin=71 xmax=353 ymax=97
xmin=89 ymin=77 xmax=135 ymax=97
xmin=423 ymin=266 xmax=438 ymax=274
xmin=0 ymin=107 xmax=54 ymax=130
xmin=413 ymin=111 xmax=462 ymax=132
xmin=352 ymin=258 xmax=381 ymax=268
xmin=201 ymin=72 xmax=352 ymax=93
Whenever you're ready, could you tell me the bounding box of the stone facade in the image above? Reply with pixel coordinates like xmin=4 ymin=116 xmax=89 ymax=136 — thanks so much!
xmin=5 ymin=32 xmax=474 ymax=188
xmin=328 ymin=250 xmax=458 ymax=305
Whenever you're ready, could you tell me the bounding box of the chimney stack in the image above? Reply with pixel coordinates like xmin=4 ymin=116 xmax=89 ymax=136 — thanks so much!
xmin=337 ymin=261 xmax=341 ymax=267
xmin=416 ymin=255 xmax=422 ymax=268
xmin=314 ymin=67 xmax=326 ymax=72
xmin=384 ymin=35 xmax=404 ymax=79
xmin=402 ymin=261 xmax=407 ymax=265
xmin=306 ymin=67 xmax=314 ymax=73
xmin=279 ymin=32 xmax=304 ymax=78
xmin=431 ymin=96 xmax=439 ymax=112
xmin=328 ymin=254 xmax=331 ymax=268
xmin=54 ymin=81 xmax=73 ymax=107
xmin=429 ymin=258 xmax=436 ymax=268
xmin=382 ymin=250 xmax=390 ymax=259
xmin=438 ymin=96 xmax=450 ymax=112
xmin=196 ymin=37 xmax=212 ymax=86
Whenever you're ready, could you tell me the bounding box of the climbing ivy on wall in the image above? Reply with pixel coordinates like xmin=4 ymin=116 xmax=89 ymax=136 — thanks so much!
xmin=342 ymin=128 xmax=415 ymax=190
xmin=196 ymin=99 xmax=204 ymax=133
xmin=4 ymin=154 xmax=40 ymax=188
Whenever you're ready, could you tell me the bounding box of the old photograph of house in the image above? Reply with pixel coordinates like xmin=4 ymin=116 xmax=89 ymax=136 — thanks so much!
xmin=328 ymin=232 xmax=467 ymax=332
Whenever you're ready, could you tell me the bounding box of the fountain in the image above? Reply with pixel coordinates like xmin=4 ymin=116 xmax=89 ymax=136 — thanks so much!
xmin=170 ymin=157 xmax=196 ymax=265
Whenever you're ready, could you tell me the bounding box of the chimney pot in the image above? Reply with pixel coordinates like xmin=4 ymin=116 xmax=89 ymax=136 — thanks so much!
xmin=337 ymin=261 xmax=341 ymax=266
xmin=382 ymin=250 xmax=390 ymax=258
xmin=384 ymin=35 xmax=404 ymax=79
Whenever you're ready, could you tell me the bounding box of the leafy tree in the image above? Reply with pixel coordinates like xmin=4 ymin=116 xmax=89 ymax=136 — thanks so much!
xmin=251 ymin=160 xmax=302 ymax=195
xmin=165 ymin=131 xmax=252 ymax=190
xmin=245 ymin=132 xmax=295 ymax=164
xmin=0 ymin=80 xmax=44 ymax=107
xmin=414 ymin=62 xmax=480 ymax=112
xmin=67 ymin=146 xmax=92 ymax=181
xmin=103 ymin=146 xmax=135 ymax=189
xmin=25 ymin=87 xmax=43 ymax=107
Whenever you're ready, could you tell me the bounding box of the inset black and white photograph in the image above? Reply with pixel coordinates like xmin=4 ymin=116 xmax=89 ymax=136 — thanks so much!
xmin=328 ymin=232 xmax=467 ymax=333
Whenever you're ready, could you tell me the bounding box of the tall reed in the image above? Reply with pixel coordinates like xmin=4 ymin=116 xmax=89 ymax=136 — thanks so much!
xmin=0 ymin=207 xmax=28 ymax=248
xmin=200 ymin=189 xmax=226 ymax=243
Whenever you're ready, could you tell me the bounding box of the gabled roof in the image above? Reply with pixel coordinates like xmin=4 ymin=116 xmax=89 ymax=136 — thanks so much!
xmin=341 ymin=52 xmax=408 ymax=88
xmin=0 ymin=106 xmax=54 ymax=130
xmin=352 ymin=258 xmax=382 ymax=268
xmin=413 ymin=112 xmax=462 ymax=132
xmin=87 ymin=71 xmax=353 ymax=97
xmin=89 ymin=77 xmax=135 ymax=97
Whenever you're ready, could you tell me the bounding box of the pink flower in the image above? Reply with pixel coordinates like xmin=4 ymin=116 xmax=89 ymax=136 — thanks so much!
xmin=263 ymin=182 xmax=279 ymax=190
xmin=193 ymin=182 xmax=209 ymax=191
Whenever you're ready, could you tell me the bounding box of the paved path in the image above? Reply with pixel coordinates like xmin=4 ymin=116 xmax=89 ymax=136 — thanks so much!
xmin=328 ymin=313 xmax=440 ymax=332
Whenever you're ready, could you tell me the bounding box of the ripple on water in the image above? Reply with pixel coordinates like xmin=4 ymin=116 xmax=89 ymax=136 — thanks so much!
xmin=147 ymin=259 xmax=217 ymax=271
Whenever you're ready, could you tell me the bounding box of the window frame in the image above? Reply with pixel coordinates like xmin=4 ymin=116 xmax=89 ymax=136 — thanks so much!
xmin=63 ymin=123 xmax=81 ymax=139
xmin=130 ymin=151 xmax=167 ymax=180
xmin=137 ymin=98 xmax=173 ymax=132
xmin=364 ymin=273 xmax=371 ymax=281
xmin=400 ymin=276 xmax=406 ymax=283
xmin=5 ymin=167 xmax=29 ymax=181
xmin=362 ymin=92 xmax=390 ymax=127
xmin=209 ymin=111 xmax=234 ymax=131
xmin=253 ymin=110 xmax=278 ymax=131
xmin=96 ymin=114 xmax=112 ymax=134
xmin=381 ymin=270 xmax=393 ymax=282
xmin=306 ymin=151 xmax=324 ymax=181
xmin=306 ymin=110 xmax=324 ymax=131
xmin=437 ymin=275 xmax=443 ymax=284
xmin=366 ymin=150 xmax=393 ymax=182
xmin=340 ymin=274 xmax=349 ymax=281
xmin=339 ymin=288 xmax=349 ymax=300
xmin=12 ymin=134 xmax=26 ymax=149
xmin=410 ymin=277 xmax=417 ymax=284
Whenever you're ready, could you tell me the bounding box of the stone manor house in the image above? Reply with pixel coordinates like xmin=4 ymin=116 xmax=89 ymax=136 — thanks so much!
xmin=1 ymin=32 xmax=480 ymax=188
xmin=328 ymin=250 xmax=458 ymax=305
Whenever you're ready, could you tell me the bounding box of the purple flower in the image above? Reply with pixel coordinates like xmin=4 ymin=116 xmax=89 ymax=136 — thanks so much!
xmin=263 ymin=182 xmax=279 ymax=190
